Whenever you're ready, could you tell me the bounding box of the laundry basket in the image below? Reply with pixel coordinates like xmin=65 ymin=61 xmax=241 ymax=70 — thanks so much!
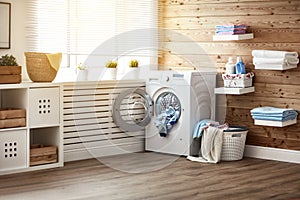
xmin=25 ymin=52 xmax=61 ymax=82
xmin=221 ymin=126 xmax=248 ymax=161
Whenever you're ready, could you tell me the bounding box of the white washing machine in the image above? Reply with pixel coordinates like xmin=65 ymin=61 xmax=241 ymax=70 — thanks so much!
xmin=112 ymin=70 xmax=216 ymax=156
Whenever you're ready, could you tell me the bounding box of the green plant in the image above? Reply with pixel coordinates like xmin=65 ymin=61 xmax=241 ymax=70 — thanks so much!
xmin=129 ymin=59 xmax=138 ymax=68
xmin=105 ymin=60 xmax=118 ymax=68
xmin=0 ymin=54 xmax=19 ymax=66
xmin=76 ymin=62 xmax=88 ymax=70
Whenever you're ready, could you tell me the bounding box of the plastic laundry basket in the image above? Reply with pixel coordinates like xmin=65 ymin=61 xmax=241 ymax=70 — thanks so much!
xmin=221 ymin=126 xmax=248 ymax=161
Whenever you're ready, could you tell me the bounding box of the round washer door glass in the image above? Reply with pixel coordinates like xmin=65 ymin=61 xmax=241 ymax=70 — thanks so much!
xmin=155 ymin=92 xmax=181 ymax=119
xmin=112 ymin=88 xmax=153 ymax=132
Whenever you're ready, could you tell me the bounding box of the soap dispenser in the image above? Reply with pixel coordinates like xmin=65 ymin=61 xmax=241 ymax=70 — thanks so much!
xmin=235 ymin=56 xmax=246 ymax=74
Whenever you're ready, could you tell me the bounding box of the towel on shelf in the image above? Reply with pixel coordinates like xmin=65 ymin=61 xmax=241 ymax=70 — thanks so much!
xmin=215 ymin=24 xmax=246 ymax=29
xmin=253 ymin=57 xmax=299 ymax=65
xmin=252 ymin=50 xmax=298 ymax=59
xmin=215 ymin=30 xmax=246 ymax=35
xmin=251 ymin=106 xmax=298 ymax=116
xmin=154 ymin=106 xmax=180 ymax=137
xmin=215 ymin=24 xmax=247 ymax=35
xmin=187 ymin=126 xmax=224 ymax=163
xmin=251 ymin=114 xmax=297 ymax=122
xmin=250 ymin=106 xmax=298 ymax=122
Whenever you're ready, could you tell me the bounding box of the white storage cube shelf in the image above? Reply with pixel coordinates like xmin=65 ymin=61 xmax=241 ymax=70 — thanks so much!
xmin=0 ymin=83 xmax=63 ymax=175
xmin=0 ymin=130 xmax=28 ymax=172
xmin=29 ymin=87 xmax=60 ymax=128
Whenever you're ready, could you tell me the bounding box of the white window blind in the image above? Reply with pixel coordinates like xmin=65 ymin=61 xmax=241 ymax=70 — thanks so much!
xmin=25 ymin=0 xmax=158 ymax=69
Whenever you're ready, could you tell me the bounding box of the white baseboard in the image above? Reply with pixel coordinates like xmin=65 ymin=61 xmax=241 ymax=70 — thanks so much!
xmin=244 ymin=145 xmax=300 ymax=164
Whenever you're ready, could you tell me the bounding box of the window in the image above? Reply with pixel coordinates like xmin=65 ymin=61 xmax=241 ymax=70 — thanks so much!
xmin=26 ymin=0 xmax=158 ymax=72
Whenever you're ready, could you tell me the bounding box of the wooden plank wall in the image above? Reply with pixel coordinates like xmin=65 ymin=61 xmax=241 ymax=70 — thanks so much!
xmin=158 ymin=0 xmax=300 ymax=150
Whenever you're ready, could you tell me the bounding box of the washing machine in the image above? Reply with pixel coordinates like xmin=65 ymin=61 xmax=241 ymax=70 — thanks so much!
xmin=112 ymin=70 xmax=216 ymax=156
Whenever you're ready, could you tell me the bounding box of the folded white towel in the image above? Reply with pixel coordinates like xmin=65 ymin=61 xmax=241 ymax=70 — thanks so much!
xmin=253 ymin=57 xmax=299 ymax=65
xmin=252 ymin=50 xmax=298 ymax=58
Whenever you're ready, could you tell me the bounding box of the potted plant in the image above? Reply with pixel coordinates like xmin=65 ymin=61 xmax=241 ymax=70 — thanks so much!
xmin=126 ymin=59 xmax=139 ymax=79
xmin=129 ymin=59 xmax=138 ymax=68
xmin=105 ymin=60 xmax=118 ymax=68
xmin=103 ymin=60 xmax=118 ymax=80
xmin=0 ymin=54 xmax=21 ymax=84
xmin=76 ymin=62 xmax=88 ymax=81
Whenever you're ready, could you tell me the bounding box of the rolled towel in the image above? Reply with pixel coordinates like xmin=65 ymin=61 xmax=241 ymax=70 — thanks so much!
xmin=253 ymin=57 xmax=299 ymax=65
xmin=252 ymin=50 xmax=298 ymax=59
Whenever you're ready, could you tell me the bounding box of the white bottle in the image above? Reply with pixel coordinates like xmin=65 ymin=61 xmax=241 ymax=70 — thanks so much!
xmin=225 ymin=57 xmax=235 ymax=74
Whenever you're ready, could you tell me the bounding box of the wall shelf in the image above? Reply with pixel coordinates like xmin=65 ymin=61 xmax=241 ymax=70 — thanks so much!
xmin=254 ymin=119 xmax=297 ymax=127
xmin=213 ymin=33 xmax=254 ymax=41
xmin=214 ymin=87 xmax=255 ymax=95
xmin=255 ymin=65 xmax=298 ymax=71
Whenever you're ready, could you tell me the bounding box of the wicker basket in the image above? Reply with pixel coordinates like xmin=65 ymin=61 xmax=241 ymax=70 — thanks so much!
xmin=25 ymin=52 xmax=60 ymax=82
xmin=221 ymin=126 xmax=248 ymax=161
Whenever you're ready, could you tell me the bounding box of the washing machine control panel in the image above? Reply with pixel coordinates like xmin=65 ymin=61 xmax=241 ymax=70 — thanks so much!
xmin=161 ymin=72 xmax=187 ymax=85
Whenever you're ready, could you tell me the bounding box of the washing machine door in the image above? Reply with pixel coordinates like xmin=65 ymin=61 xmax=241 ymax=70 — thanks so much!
xmin=155 ymin=91 xmax=181 ymax=118
xmin=150 ymin=89 xmax=182 ymax=137
xmin=112 ymin=88 xmax=153 ymax=132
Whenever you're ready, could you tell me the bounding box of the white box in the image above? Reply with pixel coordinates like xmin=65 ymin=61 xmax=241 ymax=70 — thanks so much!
xmin=0 ymin=129 xmax=27 ymax=171
xmin=29 ymin=87 xmax=60 ymax=127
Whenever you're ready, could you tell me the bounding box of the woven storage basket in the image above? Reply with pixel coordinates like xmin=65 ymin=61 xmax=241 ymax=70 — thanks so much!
xmin=221 ymin=126 xmax=248 ymax=161
xmin=25 ymin=52 xmax=59 ymax=82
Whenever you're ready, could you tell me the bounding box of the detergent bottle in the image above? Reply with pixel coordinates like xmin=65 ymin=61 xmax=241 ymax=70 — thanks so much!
xmin=225 ymin=57 xmax=235 ymax=74
xmin=235 ymin=56 xmax=246 ymax=74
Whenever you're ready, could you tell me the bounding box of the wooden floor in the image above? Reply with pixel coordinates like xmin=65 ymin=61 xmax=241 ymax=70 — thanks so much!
xmin=0 ymin=153 xmax=300 ymax=200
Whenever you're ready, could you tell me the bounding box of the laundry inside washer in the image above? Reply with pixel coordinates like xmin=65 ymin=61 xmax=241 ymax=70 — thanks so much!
xmin=154 ymin=92 xmax=181 ymax=137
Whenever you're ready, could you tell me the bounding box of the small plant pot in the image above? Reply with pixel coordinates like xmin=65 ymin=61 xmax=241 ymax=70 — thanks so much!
xmin=103 ymin=68 xmax=117 ymax=80
xmin=124 ymin=67 xmax=139 ymax=80
xmin=76 ymin=69 xmax=88 ymax=81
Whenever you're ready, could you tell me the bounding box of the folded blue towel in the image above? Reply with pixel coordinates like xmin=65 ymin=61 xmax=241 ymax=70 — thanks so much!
xmin=251 ymin=114 xmax=297 ymax=122
xmin=251 ymin=106 xmax=298 ymax=117
xmin=215 ymin=24 xmax=246 ymax=29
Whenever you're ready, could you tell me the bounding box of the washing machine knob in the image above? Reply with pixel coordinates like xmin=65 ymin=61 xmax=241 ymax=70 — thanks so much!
xmin=165 ymin=76 xmax=170 ymax=82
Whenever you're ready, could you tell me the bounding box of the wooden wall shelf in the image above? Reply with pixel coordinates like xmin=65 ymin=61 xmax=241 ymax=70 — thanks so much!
xmin=255 ymin=65 xmax=297 ymax=70
xmin=214 ymin=87 xmax=255 ymax=95
xmin=254 ymin=119 xmax=297 ymax=127
xmin=213 ymin=33 xmax=254 ymax=41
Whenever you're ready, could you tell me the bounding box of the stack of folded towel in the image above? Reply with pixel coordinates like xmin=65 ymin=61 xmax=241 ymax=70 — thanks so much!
xmin=252 ymin=50 xmax=299 ymax=70
xmin=215 ymin=24 xmax=246 ymax=35
xmin=250 ymin=106 xmax=298 ymax=122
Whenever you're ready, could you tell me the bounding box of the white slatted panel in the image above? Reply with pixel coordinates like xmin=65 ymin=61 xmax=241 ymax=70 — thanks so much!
xmin=63 ymin=81 xmax=146 ymax=162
